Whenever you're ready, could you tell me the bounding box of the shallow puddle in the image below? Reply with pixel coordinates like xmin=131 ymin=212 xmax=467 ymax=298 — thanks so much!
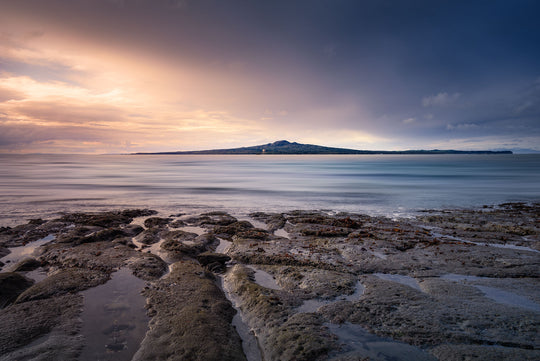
xmin=326 ymin=322 xmax=437 ymax=361
xmin=247 ymin=266 xmax=281 ymax=290
xmin=340 ymin=281 xmax=365 ymax=301
xmin=471 ymin=241 xmax=540 ymax=253
xmin=440 ymin=273 xmax=486 ymax=282
xmin=129 ymin=216 xmax=148 ymax=229
xmin=274 ymin=228 xmax=290 ymax=239
xmin=231 ymin=311 xmax=262 ymax=361
xmin=180 ymin=225 xmax=206 ymax=235
xmin=295 ymin=299 xmax=331 ymax=313
xmin=240 ymin=217 xmax=268 ymax=231
xmin=216 ymin=237 xmax=232 ymax=253
xmin=476 ymin=286 xmax=540 ymax=312
xmin=296 ymin=281 xmax=365 ymax=313
xmin=441 ymin=274 xmax=540 ymax=312
xmin=146 ymin=239 xmax=178 ymax=264
xmin=374 ymin=273 xmax=422 ymax=291
xmin=430 ymin=230 xmax=539 ymax=253
xmin=218 ymin=276 xmax=263 ymax=361
xmin=372 ymin=251 xmax=388 ymax=260
xmin=79 ymin=268 xmax=148 ymax=361
xmin=0 ymin=234 xmax=55 ymax=271
xmin=24 ymin=268 xmax=49 ymax=282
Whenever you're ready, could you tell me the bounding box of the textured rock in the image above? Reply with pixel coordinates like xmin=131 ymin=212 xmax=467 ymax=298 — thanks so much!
xmin=10 ymin=257 xmax=41 ymax=272
xmin=196 ymin=252 xmax=231 ymax=273
xmin=127 ymin=253 xmax=168 ymax=281
xmin=0 ymin=273 xmax=34 ymax=308
xmin=1 ymin=205 xmax=539 ymax=361
xmin=0 ymin=294 xmax=83 ymax=357
xmin=223 ymin=264 xmax=337 ymax=361
xmin=133 ymin=261 xmax=246 ymax=361
xmin=144 ymin=217 xmax=171 ymax=228
xmin=15 ymin=268 xmax=109 ymax=303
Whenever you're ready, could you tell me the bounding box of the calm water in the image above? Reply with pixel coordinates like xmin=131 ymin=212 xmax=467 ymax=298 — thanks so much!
xmin=1 ymin=154 xmax=539 ymax=226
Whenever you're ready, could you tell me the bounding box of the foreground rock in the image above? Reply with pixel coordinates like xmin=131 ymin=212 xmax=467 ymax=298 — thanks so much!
xmin=224 ymin=264 xmax=337 ymax=360
xmin=0 ymin=204 xmax=538 ymax=360
xmin=134 ymin=261 xmax=246 ymax=361
xmin=0 ymin=294 xmax=83 ymax=360
xmin=0 ymin=273 xmax=34 ymax=308
xmin=222 ymin=205 xmax=540 ymax=360
xmin=0 ymin=210 xmax=170 ymax=360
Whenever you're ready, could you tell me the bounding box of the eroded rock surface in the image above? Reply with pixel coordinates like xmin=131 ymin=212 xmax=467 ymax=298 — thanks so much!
xmin=0 ymin=204 xmax=538 ymax=361
xmin=134 ymin=261 xmax=246 ymax=361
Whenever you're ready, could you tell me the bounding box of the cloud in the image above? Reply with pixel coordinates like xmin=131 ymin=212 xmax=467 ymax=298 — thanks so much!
xmin=323 ymin=44 xmax=337 ymax=58
xmin=514 ymin=100 xmax=534 ymax=114
xmin=0 ymin=122 xmax=121 ymax=147
xmin=7 ymin=100 xmax=127 ymax=125
xmin=422 ymin=92 xmax=460 ymax=107
xmin=446 ymin=123 xmax=479 ymax=131
xmin=402 ymin=117 xmax=415 ymax=124
xmin=0 ymin=87 xmax=25 ymax=102
xmin=1 ymin=1 xmax=539 ymax=153
xmin=427 ymin=135 xmax=540 ymax=152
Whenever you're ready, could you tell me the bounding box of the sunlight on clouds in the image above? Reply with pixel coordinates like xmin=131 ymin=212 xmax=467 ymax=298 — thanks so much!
xmin=300 ymin=129 xmax=392 ymax=150
xmin=0 ymin=11 xmax=404 ymax=153
xmin=0 ymin=31 xmax=266 ymax=153
xmin=1 ymin=76 xmax=127 ymax=105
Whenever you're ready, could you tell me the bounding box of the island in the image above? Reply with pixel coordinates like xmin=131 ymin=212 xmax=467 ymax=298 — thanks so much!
xmin=134 ymin=140 xmax=513 ymax=155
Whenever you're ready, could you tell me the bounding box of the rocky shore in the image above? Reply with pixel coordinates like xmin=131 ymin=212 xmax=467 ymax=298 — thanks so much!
xmin=0 ymin=203 xmax=538 ymax=360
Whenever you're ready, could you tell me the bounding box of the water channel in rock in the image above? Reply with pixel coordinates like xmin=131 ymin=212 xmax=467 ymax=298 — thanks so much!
xmin=0 ymin=234 xmax=55 ymax=271
xmin=326 ymin=322 xmax=437 ymax=361
xmin=218 ymin=275 xmax=263 ymax=361
xmin=79 ymin=268 xmax=149 ymax=361
xmin=374 ymin=273 xmax=422 ymax=291
xmin=441 ymin=273 xmax=540 ymax=312
xmin=296 ymin=280 xmax=365 ymax=313
xmin=247 ymin=266 xmax=281 ymax=290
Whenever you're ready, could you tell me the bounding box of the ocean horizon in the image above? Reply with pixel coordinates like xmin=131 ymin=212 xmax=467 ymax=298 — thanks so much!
xmin=2 ymin=153 xmax=539 ymax=227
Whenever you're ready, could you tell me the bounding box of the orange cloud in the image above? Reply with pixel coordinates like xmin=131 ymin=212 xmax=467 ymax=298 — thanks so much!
xmin=0 ymin=6 xmax=387 ymax=153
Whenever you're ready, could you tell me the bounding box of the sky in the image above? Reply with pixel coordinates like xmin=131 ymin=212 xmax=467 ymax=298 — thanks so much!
xmin=0 ymin=0 xmax=539 ymax=154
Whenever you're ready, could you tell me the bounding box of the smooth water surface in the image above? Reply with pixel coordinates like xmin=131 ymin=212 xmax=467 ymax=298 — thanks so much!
xmin=374 ymin=273 xmax=423 ymax=291
xmin=1 ymin=154 xmax=539 ymax=226
xmin=326 ymin=322 xmax=437 ymax=361
xmin=441 ymin=274 xmax=540 ymax=312
xmin=79 ymin=268 xmax=148 ymax=361
xmin=296 ymin=281 xmax=365 ymax=313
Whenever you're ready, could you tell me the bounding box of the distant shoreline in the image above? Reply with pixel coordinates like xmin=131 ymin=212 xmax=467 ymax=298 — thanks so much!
xmin=133 ymin=140 xmax=513 ymax=155
xmin=134 ymin=151 xmax=513 ymax=155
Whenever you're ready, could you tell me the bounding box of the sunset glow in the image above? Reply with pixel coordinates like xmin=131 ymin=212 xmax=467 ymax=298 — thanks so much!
xmin=1 ymin=0 xmax=539 ymax=153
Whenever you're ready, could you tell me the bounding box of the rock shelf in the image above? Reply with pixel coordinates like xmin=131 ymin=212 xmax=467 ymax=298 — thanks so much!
xmin=0 ymin=203 xmax=539 ymax=360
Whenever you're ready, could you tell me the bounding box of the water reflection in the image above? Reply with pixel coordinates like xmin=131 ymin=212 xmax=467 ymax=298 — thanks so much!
xmin=326 ymin=322 xmax=436 ymax=361
xmin=0 ymin=234 xmax=55 ymax=271
xmin=79 ymin=268 xmax=148 ymax=361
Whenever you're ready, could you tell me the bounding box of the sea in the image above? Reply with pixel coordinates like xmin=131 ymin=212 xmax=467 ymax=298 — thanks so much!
xmin=1 ymin=153 xmax=539 ymax=227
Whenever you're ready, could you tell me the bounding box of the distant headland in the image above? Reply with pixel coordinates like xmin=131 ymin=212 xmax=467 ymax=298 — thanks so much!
xmin=134 ymin=140 xmax=513 ymax=155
